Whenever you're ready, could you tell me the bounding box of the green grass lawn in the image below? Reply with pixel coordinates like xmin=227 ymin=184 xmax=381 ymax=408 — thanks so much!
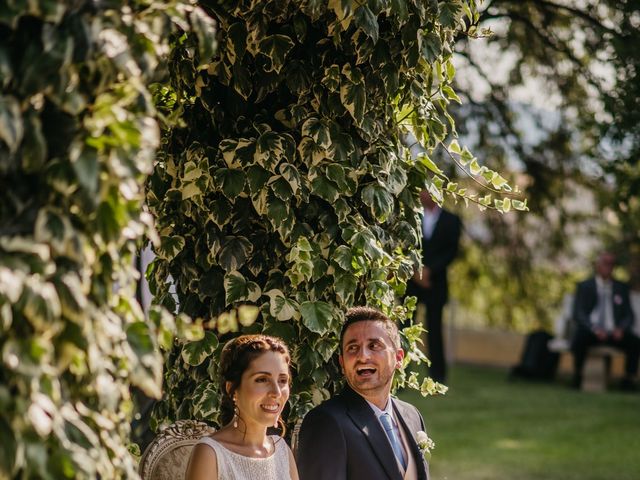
xmin=399 ymin=364 xmax=640 ymax=480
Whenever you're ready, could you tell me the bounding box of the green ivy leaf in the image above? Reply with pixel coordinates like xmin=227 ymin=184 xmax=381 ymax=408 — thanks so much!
xmin=269 ymin=175 xmax=293 ymax=201
xmin=182 ymin=331 xmax=218 ymax=366
xmin=224 ymin=271 xmax=261 ymax=303
xmin=215 ymin=168 xmax=246 ymax=200
xmin=354 ymin=5 xmax=379 ymax=43
xmin=265 ymin=289 xmax=299 ymax=321
xmin=302 ymin=117 xmax=331 ymax=149
xmin=0 ymin=96 xmax=23 ymax=153
xmin=362 ymin=184 xmax=394 ymax=222
xmin=299 ymin=301 xmax=333 ymax=335
xmin=335 ymin=273 xmax=357 ymax=305
xmin=310 ymin=175 xmax=340 ymax=203
xmin=191 ymin=382 xmax=218 ymax=419
xmin=226 ymin=22 xmax=247 ymax=64
xmin=258 ymin=34 xmax=295 ymax=74
xmin=157 ymin=235 xmax=185 ymax=261
xmin=340 ymin=77 xmax=366 ymax=125
xmin=218 ymin=236 xmax=253 ymax=271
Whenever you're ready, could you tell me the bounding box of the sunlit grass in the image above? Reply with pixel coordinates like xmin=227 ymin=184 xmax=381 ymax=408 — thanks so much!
xmin=399 ymin=364 xmax=640 ymax=480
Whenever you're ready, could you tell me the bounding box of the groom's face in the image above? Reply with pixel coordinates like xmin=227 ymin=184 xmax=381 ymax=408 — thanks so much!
xmin=339 ymin=320 xmax=404 ymax=403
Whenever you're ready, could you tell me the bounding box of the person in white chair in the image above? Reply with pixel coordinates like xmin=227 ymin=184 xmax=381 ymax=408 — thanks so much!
xmin=186 ymin=335 xmax=299 ymax=480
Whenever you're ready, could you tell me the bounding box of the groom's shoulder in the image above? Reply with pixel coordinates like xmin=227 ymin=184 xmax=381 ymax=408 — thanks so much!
xmin=306 ymin=391 xmax=349 ymax=418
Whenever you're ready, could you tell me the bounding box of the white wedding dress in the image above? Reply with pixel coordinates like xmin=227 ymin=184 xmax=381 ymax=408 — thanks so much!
xmin=194 ymin=435 xmax=291 ymax=480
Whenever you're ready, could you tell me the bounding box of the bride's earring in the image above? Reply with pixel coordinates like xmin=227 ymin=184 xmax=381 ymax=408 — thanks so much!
xmin=233 ymin=396 xmax=239 ymax=428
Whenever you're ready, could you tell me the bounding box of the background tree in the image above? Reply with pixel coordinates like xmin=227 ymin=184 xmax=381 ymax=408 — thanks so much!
xmin=147 ymin=0 xmax=524 ymax=431
xmin=446 ymin=0 xmax=640 ymax=330
xmin=0 ymin=2 xmax=213 ymax=478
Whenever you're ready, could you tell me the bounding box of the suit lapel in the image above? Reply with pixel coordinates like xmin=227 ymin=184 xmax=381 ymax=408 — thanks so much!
xmin=393 ymin=399 xmax=428 ymax=480
xmin=343 ymin=388 xmax=404 ymax=480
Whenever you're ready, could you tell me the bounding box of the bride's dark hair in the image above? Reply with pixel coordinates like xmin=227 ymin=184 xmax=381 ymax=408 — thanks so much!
xmin=218 ymin=334 xmax=290 ymax=429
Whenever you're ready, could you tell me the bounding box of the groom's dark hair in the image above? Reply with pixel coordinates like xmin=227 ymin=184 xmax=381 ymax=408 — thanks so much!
xmin=340 ymin=306 xmax=401 ymax=351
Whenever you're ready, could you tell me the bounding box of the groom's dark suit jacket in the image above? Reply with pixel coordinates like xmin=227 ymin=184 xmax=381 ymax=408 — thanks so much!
xmin=296 ymin=386 xmax=429 ymax=480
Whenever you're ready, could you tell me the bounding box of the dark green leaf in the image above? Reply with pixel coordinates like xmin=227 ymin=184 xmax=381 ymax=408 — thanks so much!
xmin=299 ymin=301 xmax=333 ymax=335
xmin=354 ymin=5 xmax=379 ymax=43
xmin=214 ymin=168 xmax=246 ymax=200
xmin=218 ymin=236 xmax=253 ymax=271
xmin=258 ymin=34 xmax=295 ymax=74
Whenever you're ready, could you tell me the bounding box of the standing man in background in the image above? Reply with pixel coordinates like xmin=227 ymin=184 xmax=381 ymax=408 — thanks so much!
xmin=571 ymin=251 xmax=640 ymax=390
xmin=407 ymin=190 xmax=462 ymax=384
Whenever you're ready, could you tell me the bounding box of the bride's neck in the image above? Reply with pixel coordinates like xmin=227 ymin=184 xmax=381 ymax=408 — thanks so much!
xmin=228 ymin=420 xmax=270 ymax=449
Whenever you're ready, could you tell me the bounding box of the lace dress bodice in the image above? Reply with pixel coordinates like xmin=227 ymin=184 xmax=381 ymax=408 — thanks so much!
xmin=194 ymin=435 xmax=291 ymax=480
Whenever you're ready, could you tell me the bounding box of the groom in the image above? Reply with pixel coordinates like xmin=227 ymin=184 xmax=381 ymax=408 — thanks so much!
xmin=296 ymin=306 xmax=430 ymax=480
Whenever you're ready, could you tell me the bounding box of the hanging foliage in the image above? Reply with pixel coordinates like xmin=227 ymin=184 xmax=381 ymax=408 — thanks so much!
xmin=0 ymin=2 xmax=213 ymax=478
xmin=148 ymin=0 xmax=523 ymax=430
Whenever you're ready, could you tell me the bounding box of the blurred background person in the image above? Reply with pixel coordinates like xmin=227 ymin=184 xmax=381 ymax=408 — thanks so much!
xmin=407 ymin=190 xmax=462 ymax=384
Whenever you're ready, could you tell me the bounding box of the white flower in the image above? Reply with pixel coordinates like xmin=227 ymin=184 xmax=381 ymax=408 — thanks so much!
xmin=416 ymin=430 xmax=435 ymax=458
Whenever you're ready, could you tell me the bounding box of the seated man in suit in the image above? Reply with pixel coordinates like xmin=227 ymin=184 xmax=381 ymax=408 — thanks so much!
xmin=571 ymin=251 xmax=640 ymax=390
xmin=296 ymin=306 xmax=430 ymax=480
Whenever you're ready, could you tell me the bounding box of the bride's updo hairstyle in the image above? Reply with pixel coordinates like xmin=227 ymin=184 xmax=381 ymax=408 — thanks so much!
xmin=218 ymin=334 xmax=291 ymax=425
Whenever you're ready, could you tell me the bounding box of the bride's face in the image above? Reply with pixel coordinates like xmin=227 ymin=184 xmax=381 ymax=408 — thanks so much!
xmin=233 ymin=350 xmax=290 ymax=429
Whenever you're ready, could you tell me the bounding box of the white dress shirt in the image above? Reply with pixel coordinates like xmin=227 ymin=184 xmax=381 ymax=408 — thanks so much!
xmin=592 ymin=276 xmax=615 ymax=331
xmin=422 ymin=207 xmax=441 ymax=239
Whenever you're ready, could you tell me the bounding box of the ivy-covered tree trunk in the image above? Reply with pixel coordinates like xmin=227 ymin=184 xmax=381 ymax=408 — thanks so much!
xmin=0 ymin=3 xmax=213 ymax=478
xmin=148 ymin=0 xmax=502 ymax=428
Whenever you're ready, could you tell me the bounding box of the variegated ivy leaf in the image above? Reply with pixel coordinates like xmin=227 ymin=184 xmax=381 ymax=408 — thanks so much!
xmin=181 ymin=331 xmax=218 ymax=366
xmin=418 ymin=152 xmax=444 ymax=175
xmin=218 ymin=236 xmax=253 ymax=272
xmin=226 ymin=22 xmax=247 ymax=65
xmin=266 ymin=192 xmax=291 ymax=231
xmin=335 ymin=272 xmax=357 ymax=305
xmin=56 ymin=272 xmax=88 ymax=323
xmin=256 ymin=131 xmax=284 ymax=169
xmin=224 ymin=271 xmax=261 ymax=304
xmin=329 ymin=0 xmax=354 ymax=29
xmin=20 ymin=277 xmax=61 ymax=332
xmin=278 ymin=162 xmax=301 ymax=194
xmin=214 ymin=168 xmax=246 ymax=200
xmin=298 ymin=137 xmax=326 ymax=166
xmin=0 ymin=95 xmax=23 ymax=153
xmin=34 ymin=208 xmax=72 ymax=255
xmin=258 ymin=34 xmax=295 ymax=74
xmin=157 ymin=235 xmax=185 ymax=261
xmin=362 ymin=183 xmax=394 ymax=223
xmin=191 ymin=382 xmax=218 ymax=419
xmin=299 ymin=301 xmax=333 ymax=335
xmin=322 ymin=64 xmax=341 ymax=92
xmin=340 ymin=70 xmax=366 ymax=124
xmin=332 ymin=245 xmax=354 ymax=271
xmin=302 ymin=117 xmax=331 ymax=149
xmin=354 ymin=5 xmax=379 ymax=43
xmin=387 ymin=166 xmax=408 ymax=195
xmin=247 ymin=164 xmax=272 ymax=194
xmin=350 ymin=228 xmax=385 ymax=260
xmin=310 ymin=174 xmax=340 ymax=203
xmin=265 ymin=289 xmax=298 ymax=321
xmin=269 ymin=175 xmax=293 ymax=201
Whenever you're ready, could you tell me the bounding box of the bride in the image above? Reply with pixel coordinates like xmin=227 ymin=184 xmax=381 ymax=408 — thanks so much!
xmin=186 ymin=334 xmax=299 ymax=480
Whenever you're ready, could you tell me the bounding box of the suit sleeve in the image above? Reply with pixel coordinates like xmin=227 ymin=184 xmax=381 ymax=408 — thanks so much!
xmin=572 ymin=281 xmax=592 ymax=330
xmin=296 ymin=408 xmax=347 ymax=480
xmin=617 ymin=283 xmax=634 ymax=331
